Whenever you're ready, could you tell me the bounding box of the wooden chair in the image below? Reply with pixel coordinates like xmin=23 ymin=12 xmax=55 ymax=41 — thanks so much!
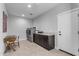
xmin=4 ymin=35 xmax=20 ymax=52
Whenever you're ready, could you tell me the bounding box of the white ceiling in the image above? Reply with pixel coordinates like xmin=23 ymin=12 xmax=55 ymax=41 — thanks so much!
xmin=5 ymin=3 xmax=58 ymax=19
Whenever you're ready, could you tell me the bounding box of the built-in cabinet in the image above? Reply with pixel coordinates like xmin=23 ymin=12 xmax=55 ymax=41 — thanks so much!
xmin=33 ymin=33 xmax=55 ymax=50
xmin=57 ymin=8 xmax=79 ymax=55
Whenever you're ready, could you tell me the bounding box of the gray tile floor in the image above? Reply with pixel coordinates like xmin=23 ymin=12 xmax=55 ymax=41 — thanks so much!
xmin=4 ymin=40 xmax=71 ymax=56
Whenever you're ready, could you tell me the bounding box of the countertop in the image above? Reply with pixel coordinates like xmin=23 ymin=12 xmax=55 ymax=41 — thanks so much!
xmin=34 ymin=32 xmax=55 ymax=36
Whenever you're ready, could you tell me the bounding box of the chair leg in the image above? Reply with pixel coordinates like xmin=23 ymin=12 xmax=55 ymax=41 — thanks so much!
xmin=18 ymin=42 xmax=20 ymax=48
xmin=18 ymin=36 xmax=20 ymax=48
xmin=4 ymin=46 xmax=9 ymax=53
xmin=9 ymin=44 xmax=16 ymax=51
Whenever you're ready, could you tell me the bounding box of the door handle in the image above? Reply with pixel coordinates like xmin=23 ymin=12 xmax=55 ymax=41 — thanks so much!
xmin=59 ymin=31 xmax=61 ymax=35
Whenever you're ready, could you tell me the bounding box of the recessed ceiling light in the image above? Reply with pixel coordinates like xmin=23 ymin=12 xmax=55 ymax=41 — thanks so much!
xmin=22 ymin=14 xmax=25 ymax=17
xmin=27 ymin=4 xmax=32 ymax=8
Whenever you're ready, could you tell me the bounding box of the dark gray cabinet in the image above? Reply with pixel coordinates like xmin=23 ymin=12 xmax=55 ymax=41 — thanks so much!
xmin=33 ymin=33 xmax=55 ymax=50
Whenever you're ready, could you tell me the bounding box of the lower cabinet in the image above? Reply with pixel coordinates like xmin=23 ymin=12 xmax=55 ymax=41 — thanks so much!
xmin=33 ymin=34 xmax=55 ymax=50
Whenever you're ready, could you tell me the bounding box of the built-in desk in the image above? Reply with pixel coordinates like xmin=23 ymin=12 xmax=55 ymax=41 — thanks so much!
xmin=33 ymin=33 xmax=55 ymax=50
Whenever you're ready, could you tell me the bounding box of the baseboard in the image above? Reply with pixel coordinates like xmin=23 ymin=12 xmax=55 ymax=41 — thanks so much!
xmin=59 ymin=49 xmax=75 ymax=56
xmin=19 ymin=38 xmax=27 ymax=41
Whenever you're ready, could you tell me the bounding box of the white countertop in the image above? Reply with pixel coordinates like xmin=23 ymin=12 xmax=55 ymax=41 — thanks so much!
xmin=35 ymin=32 xmax=55 ymax=36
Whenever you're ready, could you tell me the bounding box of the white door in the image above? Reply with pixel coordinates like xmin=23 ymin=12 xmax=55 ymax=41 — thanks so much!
xmin=57 ymin=10 xmax=79 ymax=55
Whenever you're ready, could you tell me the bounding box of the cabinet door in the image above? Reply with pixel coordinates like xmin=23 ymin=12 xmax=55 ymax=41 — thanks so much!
xmin=35 ymin=34 xmax=39 ymax=44
xmin=33 ymin=34 xmax=35 ymax=42
xmin=42 ymin=35 xmax=49 ymax=49
xmin=33 ymin=34 xmax=38 ymax=44
xmin=38 ymin=35 xmax=43 ymax=46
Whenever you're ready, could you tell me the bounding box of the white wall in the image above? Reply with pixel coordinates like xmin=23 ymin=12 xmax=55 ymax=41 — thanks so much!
xmin=33 ymin=13 xmax=57 ymax=33
xmin=0 ymin=3 xmax=7 ymax=55
xmin=0 ymin=3 xmax=4 ymax=56
xmin=7 ymin=14 xmax=32 ymax=41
